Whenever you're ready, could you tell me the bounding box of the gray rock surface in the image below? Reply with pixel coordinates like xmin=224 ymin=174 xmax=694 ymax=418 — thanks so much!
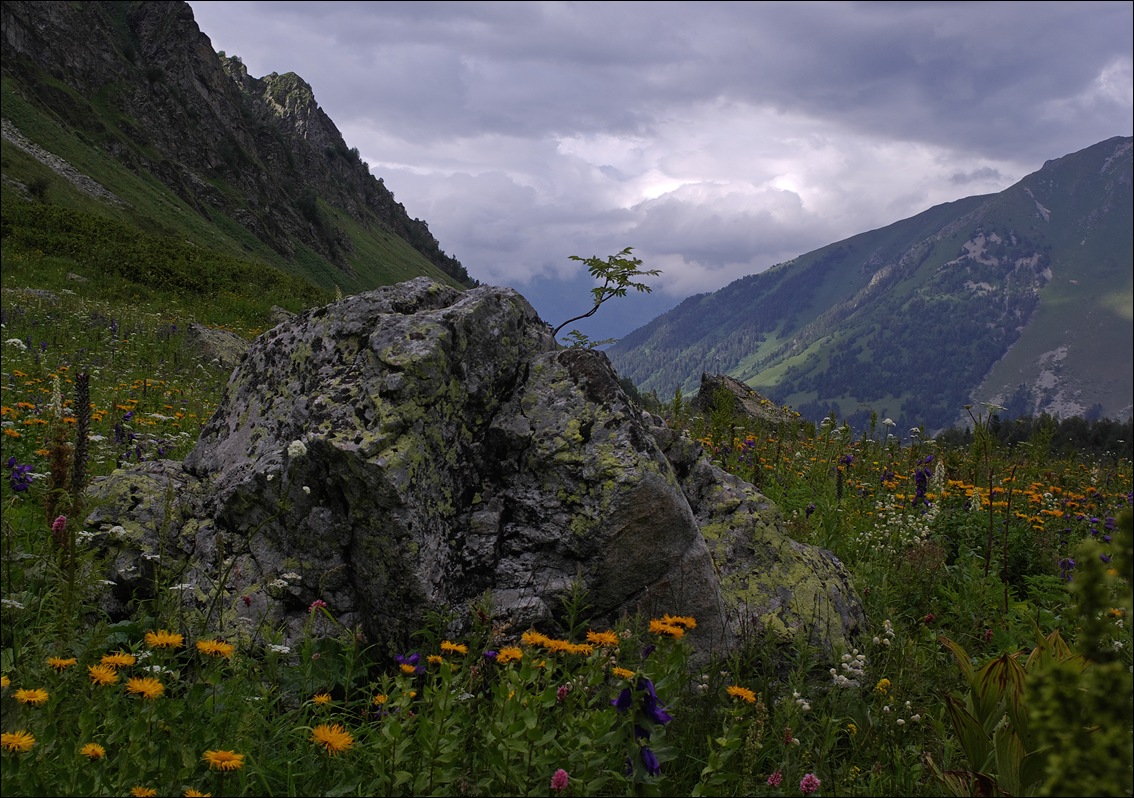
xmin=86 ymin=278 xmax=865 ymax=662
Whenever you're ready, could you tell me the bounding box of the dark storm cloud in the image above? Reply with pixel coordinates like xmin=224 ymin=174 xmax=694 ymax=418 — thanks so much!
xmin=187 ymin=1 xmax=1132 ymax=340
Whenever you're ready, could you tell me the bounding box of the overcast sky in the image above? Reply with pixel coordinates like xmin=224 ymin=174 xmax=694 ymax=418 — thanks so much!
xmin=186 ymin=1 xmax=1133 ymax=342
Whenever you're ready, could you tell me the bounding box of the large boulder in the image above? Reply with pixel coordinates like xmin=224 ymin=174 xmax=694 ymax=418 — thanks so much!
xmin=86 ymin=278 xmax=865 ymax=661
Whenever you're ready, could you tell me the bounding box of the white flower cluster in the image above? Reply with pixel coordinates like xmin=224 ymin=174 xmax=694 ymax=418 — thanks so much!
xmin=884 ymin=699 xmax=921 ymax=728
xmin=872 ymin=618 xmax=896 ymax=647
xmin=792 ymin=689 xmax=812 ymax=713
xmin=852 ymin=494 xmax=938 ymax=555
xmin=831 ymin=649 xmax=867 ymax=688
xmin=5 ymin=338 xmax=28 ymax=351
xmin=286 ymin=439 xmax=308 ymax=459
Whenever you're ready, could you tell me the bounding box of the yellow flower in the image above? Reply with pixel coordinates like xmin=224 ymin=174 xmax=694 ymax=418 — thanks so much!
xmin=196 ymin=639 xmax=235 ymax=659
xmin=586 ymin=629 xmax=620 ymax=647
xmin=47 ymin=656 xmax=78 ymax=671
xmin=1 ymin=730 xmax=36 ymax=753
xmin=312 ymin=692 xmax=332 ymax=705
xmin=648 ymin=618 xmax=684 ymax=638
xmin=101 ymin=652 xmax=137 ymax=668
xmin=310 ymin=723 xmax=354 ymax=756
xmin=125 ymin=676 xmax=165 ymax=700
xmin=847 ymin=722 xmax=859 ymax=736
xmin=88 ymin=664 xmax=119 ymax=686
xmin=440 ymin=640 xmax=468 ymax=656
xmin=399 ymin=663 xmax=417 ymax=675
xmin=727 ymin=685 xmax=757 ymax=703
xmin=372 ymin=694 xmax=389 ymax=705
xmin=145 ymin=629 xmax=184 ymax=649
xmin=496 ymin=647 xmax=523 ymax=664
xmin=661 ymin=614 xmax=697 ymax=629
xmin=427 ymin=654 xmax=444 ymax=665
xmin=183 ymin=790 xmax=213 ymax=797
xmin=874 ymin=678 xmax=891 ymax=696
xmin=202 ymin=749 xmax=245 ymax=771
xmin=612 ymin=666 xmax=636 ymax=679
xmin=80 ymin=742 xmax=106 ymax=760
xmin=521 ymin=630 xmax=552 ymax=648
xmin=0 ymin=674 xmax=9 ymax=689
xmin=14 ymin=688 xmax=49 ymax=706
xmin=131 ymin=787 xmax=158 ymax=797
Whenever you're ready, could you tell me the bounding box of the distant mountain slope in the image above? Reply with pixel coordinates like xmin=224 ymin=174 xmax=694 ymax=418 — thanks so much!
xmin=1 ymin=0 xmax=472 ymax=295
xmin=608 ymin=137 xmax=1133 ymax=433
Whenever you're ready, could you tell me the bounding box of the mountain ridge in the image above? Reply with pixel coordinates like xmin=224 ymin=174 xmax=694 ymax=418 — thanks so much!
xmin=608 ymin=136 xmax=1133 ymax=433
xmin=1 ymin=0 xmax=472 ymax=296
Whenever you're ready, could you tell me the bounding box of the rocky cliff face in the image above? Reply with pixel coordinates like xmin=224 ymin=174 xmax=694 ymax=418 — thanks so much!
xmin=0 ymin=0 xmax=470 ymax=284
xmin=86 ymin=279 xmax=865 ymax=664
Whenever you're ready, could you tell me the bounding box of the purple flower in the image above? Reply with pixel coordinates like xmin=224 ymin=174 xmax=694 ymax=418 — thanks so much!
xmin=612 ymin=687 xmax=633 ymax=712
xmin=6 ymin=458 xmax=34 ymax=492
xmin=482 ymin=650 xmax=498 ymax=661
xmin=638 ymin=677 xmax=673 ymax=725
xmin=800 ymin=773 xmax=821 ymax=794
xmin=640 ymin=746 xmax=661 ymax=776
xmin=550 ymin=768 xmax=569 ymax=793
xmin=766 ymin=771 xmax=783 ymax=787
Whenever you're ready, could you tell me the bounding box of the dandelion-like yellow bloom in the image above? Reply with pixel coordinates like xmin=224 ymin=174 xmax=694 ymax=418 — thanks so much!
xmin=312 ymin=692 xmax=332 ymax=705
xmin=440 ymin=640 xmax=468 ymax=656
xmin=125 ymin=676 xmax=165 ymax=700
xmin=88 ymin=664 xmax=119 ymax=686
xmin=145 ymin=629 xmax=184 ymax=649
xmin=874 ymin=678 xmax=891 ymax=696
xmin=427 ymin=654 xmax=444 ymax=665
xmin=1 ymin=730 xmax=35 ymax=753
xmin=496 ymin=646 xmax=523 ymax=664
xmin=372 ymin=694 xmax=388 ymax=705
xmin=80 ymin=742 xmax=107 ymax=760
xmin=545 ymin=638 xmax=572 ymax=653
xmin=521 ymin=630 xmax=552 ymax=648
xmin=202 ymin=749 xmax=245 ymax=771
xmin=586 ymin=629 xmax=620 ymax=647
xmin=612 ymin=666 xmax=635 ymax=679
xmin=0 ymin=674 xmax=9 ymax=689
xmin=14 ymin=688 xmax=49 ymax=706
xmin=131 ymin=787 xmax=158 ymax=797
xmin=183 ymin=789 xmax=212 ymax=797
xmin=648 ymin=619 xmax=684 ymax=638
xmin=196 ymin=640 xmax=235 ymax=659
xmin=101 ymin=652 xmax=137 ymax=668
xmin=47 ymin=656 xmax=78 ymax=671
xmin=727 ymin=685 xmax=757 ymax=704
xmin=310 ymin=723 xmax=354 ymax=756
xmin=399 ymin=663 xmax=417 ymax=675
xmin=661 ymin=614 xmax=697 ymax=630
xmin=847 ymin=722 xmax=858 ymax=736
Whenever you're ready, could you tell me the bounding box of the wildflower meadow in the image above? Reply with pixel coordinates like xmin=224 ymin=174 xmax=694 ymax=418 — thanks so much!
xmin=2 ymin=281 xmax=1132 ymax=796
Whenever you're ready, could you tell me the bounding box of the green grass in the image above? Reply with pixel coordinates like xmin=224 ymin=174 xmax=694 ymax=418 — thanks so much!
xmin=1 ymin=251 xmax=1132 ymax=796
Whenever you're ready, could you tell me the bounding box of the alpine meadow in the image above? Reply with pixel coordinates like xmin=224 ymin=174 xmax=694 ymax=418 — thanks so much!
xmin=2 ymin=2 xmax=1132 ymax=797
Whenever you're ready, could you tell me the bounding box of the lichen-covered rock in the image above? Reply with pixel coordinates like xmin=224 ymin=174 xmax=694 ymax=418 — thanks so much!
xmin=86 ymin=278 xmax=865 ymax=662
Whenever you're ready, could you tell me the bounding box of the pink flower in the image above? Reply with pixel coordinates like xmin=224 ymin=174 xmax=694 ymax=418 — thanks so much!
xmin=51 ymin=515 xmax=67 ymax=534
xmin=308 ymin=599 xmax=327 ymax=614
xmin=556 ymin=684 xmax=571 ymax=703
xmin=766 ymin=771 xmax=783 ymax=787
xmin=800 ymin=772 xmax=821 ymax=795
xmin=550 ymin=768 xmax=569 ymax=792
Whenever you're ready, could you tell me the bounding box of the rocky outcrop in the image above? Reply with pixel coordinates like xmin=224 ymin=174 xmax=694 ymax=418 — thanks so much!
xmin=694 ymin=372 xmax=803 ymax=426
xmin=86 ymin=279 xmax=865 ymax=662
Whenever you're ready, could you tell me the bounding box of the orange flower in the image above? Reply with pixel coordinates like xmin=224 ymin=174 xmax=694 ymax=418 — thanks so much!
xmin=88 ymin=664 xmax=119 ymax=686
xmin=144 ymin=629 xmax=183 ymax=649
xmin=196 ymin=639 xmax=235 ymax=659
